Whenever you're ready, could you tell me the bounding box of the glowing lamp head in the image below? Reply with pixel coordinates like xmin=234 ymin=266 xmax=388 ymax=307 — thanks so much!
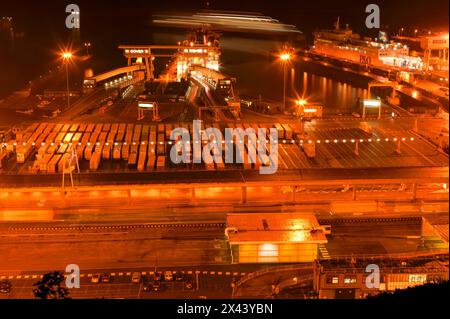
xmin=296 ymin=99 xmax=307 ymax=106
xmin=62 ymin=52 xmax=72 ymax=60
xmin=280 ymin=53 xmax=291 ymax=61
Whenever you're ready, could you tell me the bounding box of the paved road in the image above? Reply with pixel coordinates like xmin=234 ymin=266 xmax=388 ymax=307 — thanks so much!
xmin=0 ymin=166 xmax=448 ymax=188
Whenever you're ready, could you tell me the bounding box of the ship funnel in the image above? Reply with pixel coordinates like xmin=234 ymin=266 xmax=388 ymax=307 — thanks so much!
xmin=335 ymin=17 xmax=340 ymax=30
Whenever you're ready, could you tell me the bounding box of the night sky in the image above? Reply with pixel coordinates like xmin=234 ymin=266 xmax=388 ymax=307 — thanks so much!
xmin=1 ymin=0 xmax=449 ymax=96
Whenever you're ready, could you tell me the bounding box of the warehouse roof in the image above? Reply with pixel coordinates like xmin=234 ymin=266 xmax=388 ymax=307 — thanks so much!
xmin=226 ymin=213 xmax=328 ymax=244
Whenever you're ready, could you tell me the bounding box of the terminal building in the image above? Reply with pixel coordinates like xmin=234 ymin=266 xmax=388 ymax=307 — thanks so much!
xmin=225 ymin=213 xmax=329 ymax=264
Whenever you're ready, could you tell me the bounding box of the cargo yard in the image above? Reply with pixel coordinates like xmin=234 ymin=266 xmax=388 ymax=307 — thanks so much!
xmin=0 ymin=118 xmax=447 ymax=176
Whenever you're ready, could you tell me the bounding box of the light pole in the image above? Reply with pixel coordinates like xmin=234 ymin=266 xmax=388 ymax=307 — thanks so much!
xmin=61 ymin=51 xmax=72 ymax=111
xmin=279 ymin=51 xmax=291 ymax=113
xmin=84 ymin=42 xmax=91 ymax=55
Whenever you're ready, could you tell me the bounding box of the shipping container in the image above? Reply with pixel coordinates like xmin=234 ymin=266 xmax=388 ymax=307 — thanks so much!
xmin=85 ymin=124 xmax=95 ymax=133
xmin=81 ymin=132 xmax=91 ymax=144
xmin=78 ymin=124 xmax=87 ymax=132
xmin=61 ymin=124 xmax=71 ymax=132
xmin=63 ymin=132 xmax=74 ymax=143
xmin=137 ymin=144 xmax=147 ymax=171
xmin=89 ymin=152 xmax=101 ymax=171
xmin=121 ymin=143 xmax=130 ymax=160
xmin=69 ymin=124 xmax=79 ymax=132
xmin=38 ymin=153 xmax=53 ymax=172
xmin=281 ymin=124 xmax=293 ymax=139
xmin=146 ymin=155 xmax=156 ymax=170
xmin=55 ymin=132 xmax=66 ymax=143
xmin=156 ymin=156 xmax=165 ymax=170
xmin=52 ymin=123 xmax=63 ymax=133
xmin=94 ymin=123 xmax=103 ymax=134
xmin=113 ymin=143 xmax=122 ymax=160
xmin=76 ymin=144 xmax=85 ymax=159
xmin=89 ymin=132 xmax=99 ymax=144
xmin=274 ymin=123 xmax=285 ymax=139
xmin=115 ymin=130 xmax=125 ymax=143
xmin=128 ymin=153 xmax=137 ymax=169
xmin=98 ymin=131 xmax=107 ymax=143
xmin=71 ymin=133 xmax=82 ymax=144
xmin=107 ymin=130 xmax=117 ymax=144
xmin=133 ymin=124 xmax=142 ymax=142
xmin=0 ymin=150 xmax=13 ymax=169
xmin=165 ymin=123 xmax=173 ymax=140
xmin=118 ymin=123 xmax=126 ymax=133
xmin=84 ymin=143 xmax=95 ymax=160
xmin=141 ymin=125 xmax=150 ymax=142
xmin=47 ymin=154 xmax=62 ymax=173
xmin=16 ymin=145 xmax=34 ymax=164
xmin=57 ymin=144 xmax=68 ymax=154
xmin=102 ymin=143 xmax=112 ymax=160
xmin=302 ymin=143 xmax=316 ymax=158
xmin=157 ymin=133 xmax=165 ymax=155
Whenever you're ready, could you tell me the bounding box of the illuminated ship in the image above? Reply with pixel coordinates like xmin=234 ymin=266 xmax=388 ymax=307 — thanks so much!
xmin=312 ymin=18 xmax=423 ymax=72
xmin=176 ymin=28 xmax=221 ymax=80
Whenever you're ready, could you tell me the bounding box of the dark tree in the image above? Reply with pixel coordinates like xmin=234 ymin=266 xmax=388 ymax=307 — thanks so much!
xmin=33 ymin=271 xmax=70 ymax=299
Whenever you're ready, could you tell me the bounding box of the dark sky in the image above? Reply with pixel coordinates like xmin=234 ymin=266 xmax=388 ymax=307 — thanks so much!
xmin=2 ymin=0 xmax=449 ymax=36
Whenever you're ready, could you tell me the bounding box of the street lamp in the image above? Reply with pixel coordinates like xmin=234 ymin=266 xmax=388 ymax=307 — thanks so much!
xmin=61 ymin=51 xmax=73 ymax=111
xmin=84 ymin=42 xmax=91 ymax=55
xmin=279 ymin=51 xmax=292 ymax=113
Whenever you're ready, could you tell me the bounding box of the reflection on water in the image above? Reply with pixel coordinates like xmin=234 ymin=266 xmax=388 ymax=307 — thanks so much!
xmin=295 ymin=71 xmax=369 ymax=114
xmin=227 ymin=57 xmax=369 ymax=115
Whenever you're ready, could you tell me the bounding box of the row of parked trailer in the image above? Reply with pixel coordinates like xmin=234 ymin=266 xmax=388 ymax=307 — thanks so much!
xmin=1 ymin=122 xmax=310 ymax=173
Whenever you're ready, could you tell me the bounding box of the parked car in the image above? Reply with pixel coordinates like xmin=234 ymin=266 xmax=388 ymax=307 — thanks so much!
xmin=151 ymin=280 xmax=161 ymax=292
xmin=164 ymin=271 xmax=173 ymax=281
xmin=0 ymin=279 xmax=11 ymax=294
xmin=131 ymin=272 xmax=141 ymax=283
xmin=153 ymin=272 xmax=162 ymax=281
xmin=91 ymin=274 xmax=100 ymax=284
xmin=101 ymin=274 xmax=111 ymax=283
xmin=184 ymin=280 xmax=194 ymax=290
xmin=174 ymin=272 xmax=184 ymax=281
xmin=142 ymin=278 xmax=151 ymax=291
